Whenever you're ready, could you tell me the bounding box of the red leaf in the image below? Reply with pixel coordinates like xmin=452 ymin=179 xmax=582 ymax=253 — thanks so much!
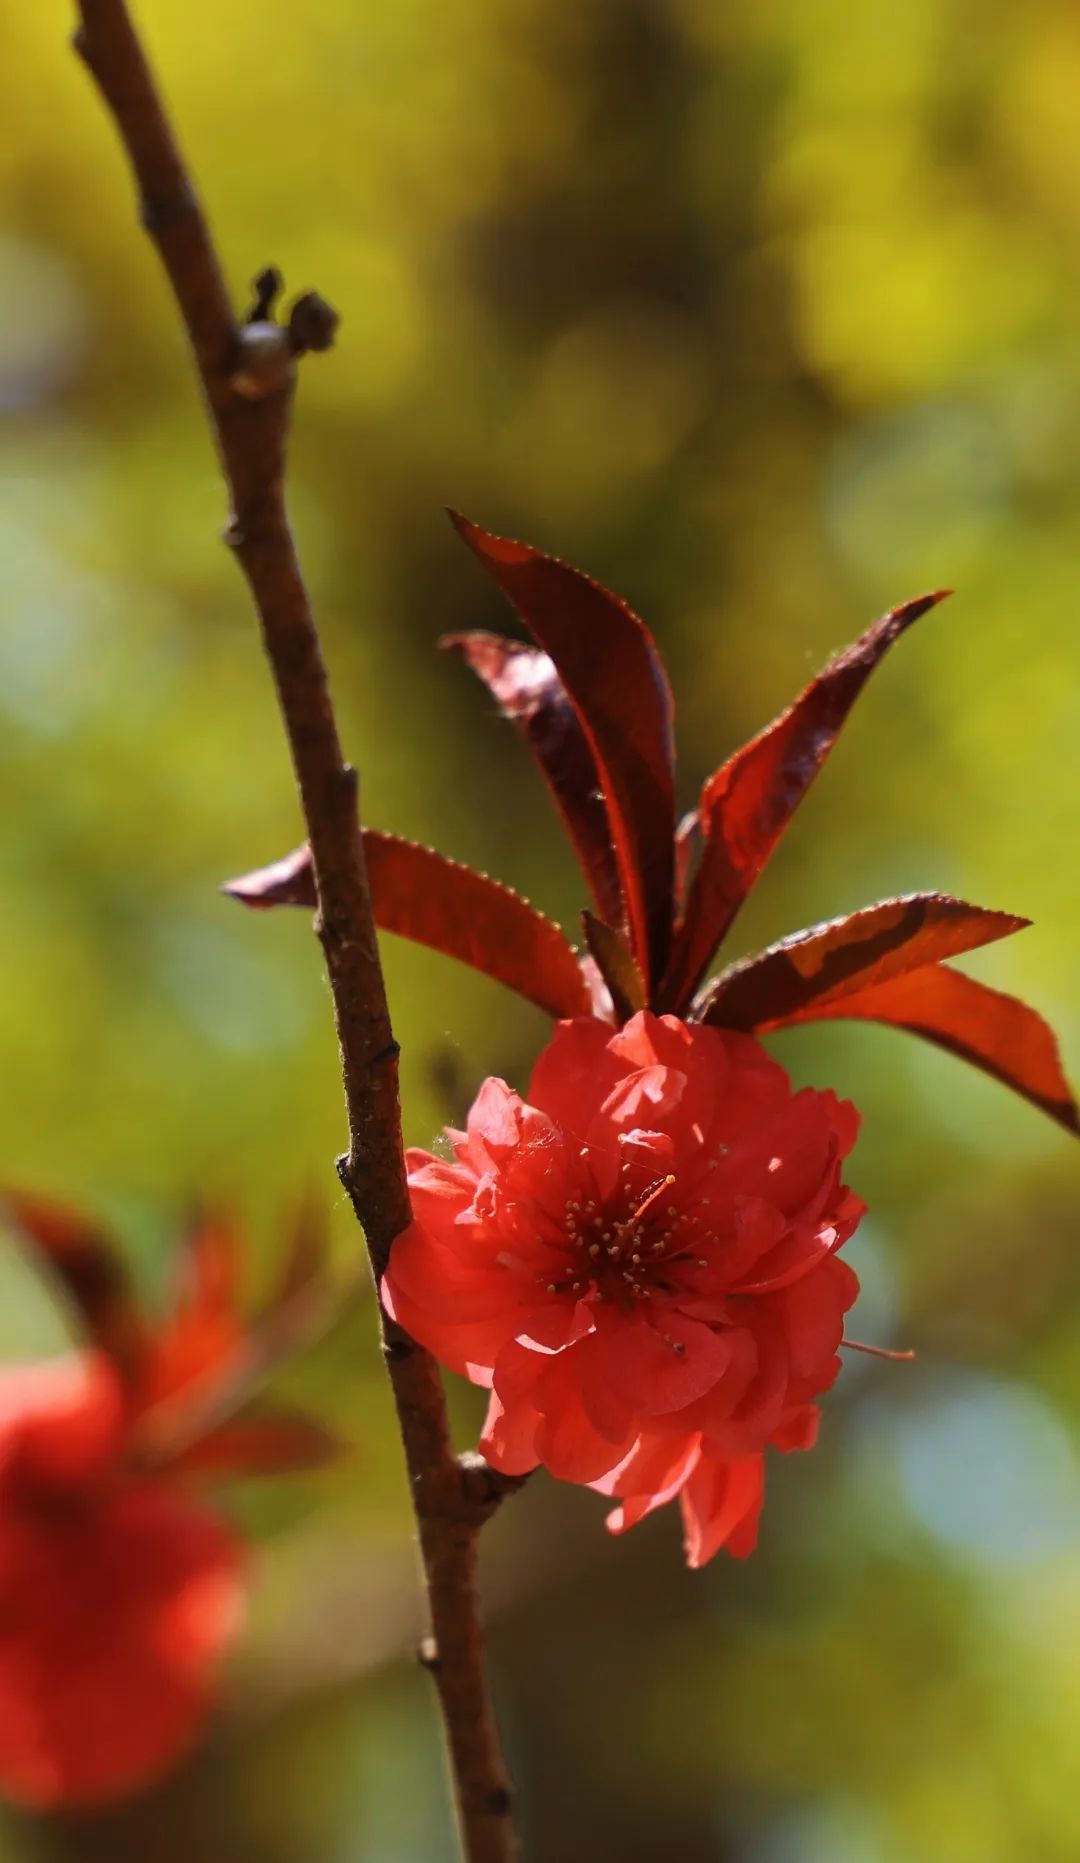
xmin=222 ymin=842 xmax=316 ymax=907
xmin=442 ymin=631 xmax=623 ymax=927
xmin=450 ymin=513 xmax=677 ymax=990
xmin=269 ymin=1196 xmax=328 ymax=1309
xmin=581 ymin=910 xmax=645 ymax=1024
xmin=0 ymin=1189 xmax=146 ymax=1376
xmin=165 ymin=1408 xmax=341 ymax=1477
xmin=226 ymin=834 xmax=591 ymax=1021
xmin=694 ymin=893 xmax=1029 ymax=1030
xmin=767 ymin=963 xmax=1078 ymax=1136
xmin=674 ymin=807 xmax=702 ymax=913
xmin=579 ymin=953 xmax=619 ymax=1023
xmin=175 ymin=1211 xmax=239 ymax=1322
xmin=150 ymin=1213 xmax=245 ymax=1404
xmin=367 ymin=830 xmax=591 ymax=1018
xmin=662 ymin=590 xmax=951 ymax=1010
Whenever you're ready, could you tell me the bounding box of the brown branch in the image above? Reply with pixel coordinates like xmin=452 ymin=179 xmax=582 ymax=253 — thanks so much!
xmin=70 ymin=6 xmax=518 ymax=1858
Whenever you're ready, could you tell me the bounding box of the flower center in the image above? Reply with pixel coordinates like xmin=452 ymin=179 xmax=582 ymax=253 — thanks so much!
xmin=548 ymin=1156 xmax=722 ymax=1304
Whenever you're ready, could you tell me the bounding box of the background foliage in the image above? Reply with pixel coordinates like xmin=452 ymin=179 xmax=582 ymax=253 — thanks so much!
xmin=1 ymin=1 xmax=1078 ymax=1856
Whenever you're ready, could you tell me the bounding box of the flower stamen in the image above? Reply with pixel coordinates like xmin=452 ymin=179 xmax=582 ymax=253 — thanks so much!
xmin=627 ymin=1174 xmax=677 ymax=1226
xmin=840 ymin=1337 xmax=916 ymax=1362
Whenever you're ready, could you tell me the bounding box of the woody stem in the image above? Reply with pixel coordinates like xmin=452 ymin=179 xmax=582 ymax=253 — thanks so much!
xmin=70 ymin=5 xmax=518 ymax=1857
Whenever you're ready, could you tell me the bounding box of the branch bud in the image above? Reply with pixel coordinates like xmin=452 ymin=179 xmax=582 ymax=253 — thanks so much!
xmin=289 ymin=291 xmax=340 ymax=355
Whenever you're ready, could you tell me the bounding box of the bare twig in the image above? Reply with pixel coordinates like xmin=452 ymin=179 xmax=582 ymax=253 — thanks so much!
xmin=71 ymin=5 xmax=518 ymax=1856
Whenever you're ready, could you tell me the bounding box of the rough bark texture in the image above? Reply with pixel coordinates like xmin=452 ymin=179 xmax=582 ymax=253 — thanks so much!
xmin=71 ymin=5 xmax=519 ymax=1855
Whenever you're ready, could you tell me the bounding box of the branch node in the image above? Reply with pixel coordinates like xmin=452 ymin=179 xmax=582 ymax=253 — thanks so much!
xmin=140 ymin=182 xmax=199 ymax=236
xmin=335 ymin=1152 xmax=365 ymax=1229
xmin=228 ymin=320 xmax=294 ymax=400
xmin=459 ymin=1451 xmax=530 ymax=1520
xmin=417 ymin=1635 xmax=441 ymax=1672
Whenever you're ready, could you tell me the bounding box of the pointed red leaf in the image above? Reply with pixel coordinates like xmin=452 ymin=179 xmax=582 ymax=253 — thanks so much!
xmin=163 ymin=1408 xmax=341 ymax=1477
xmin=579 ymin=952 xmax=619 ymax=1024
xmin=765 ymin=963 xmax=1078 ymax=1136
xmin=674 ymin=807 xmax=702 ymax=913
xmin=450 ymin=513 xmax=677 ymax=989
xmin=581 ymin=910 xmax=645 ymax=1024
xmin=694 ymin=893 xmax=1029 ymax=1030
xmin=226 ymin=834 xmax=591 ymax=1020
xmin=150 ymin=1213 xmax=246 ymax=1404
xmin=269 ymin=1197 xmax=328 ymax=1309
xmin=176 ymin=1211 xmax=239 ymax=1322
xmin=222 ymin=842 xmax=316 ymax=907
xmin=366 ymin=829 xmax=591 ymax=1018
xmin=662 ymin=590 xmax=951 ymax=1010
xmin=0 ymin=1189 xmax=146 ymax=1376
xmin=442 ymin=631 xmax=623 ymax=927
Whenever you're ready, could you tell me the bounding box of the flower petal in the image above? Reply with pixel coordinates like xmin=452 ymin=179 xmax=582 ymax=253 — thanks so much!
xmin=528 ymin=1017 xmax=629 ymax=1130
xmin=771 ymin=1257 xmax=860 ymax=1382
xmin=0 ymin=1482 xmax=244 ymax=1808
xmin=479 ymin=1390 xmax=542 ymax=1477
xmin=680 ymin=1452 xmax=765 ymax=1567
xmin=532 ymin=1353 xmax=635 ymax=1482
xmin=591 ymin=1305 xmax=733 ymax=1417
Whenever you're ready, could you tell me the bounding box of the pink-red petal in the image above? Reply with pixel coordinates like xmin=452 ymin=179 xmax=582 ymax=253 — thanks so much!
xmin=0 ymin=1482 xmax=244 ymax=1808
xmin=680 ymin=1452 xmax=765 ymax=1567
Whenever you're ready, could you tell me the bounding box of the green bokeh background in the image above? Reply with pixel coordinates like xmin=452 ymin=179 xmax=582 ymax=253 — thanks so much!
xmin=2 ymin=1 xmax=1078 ymax=1857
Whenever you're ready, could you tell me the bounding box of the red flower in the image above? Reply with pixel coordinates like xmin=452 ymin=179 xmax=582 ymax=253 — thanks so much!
xmin=229 ymin=514 xmax=1076 ymax=1561
xmin=383 ymin=1011 xmax=862 ymax=1564
xmin=0 ymin=1353 xmax=243 ymax=1809
xmin=0 ymin=1196 xmax=336 ymax=1808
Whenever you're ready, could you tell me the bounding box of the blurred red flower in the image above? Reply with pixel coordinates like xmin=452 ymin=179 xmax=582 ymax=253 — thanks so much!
xmin=0 ymin=1353 xmax=243 ymax=1809
xmin=0 ymin=1196 xmax=336 ymax=1808
xmin=383 ymin=1012 xmax=862 ymax=1564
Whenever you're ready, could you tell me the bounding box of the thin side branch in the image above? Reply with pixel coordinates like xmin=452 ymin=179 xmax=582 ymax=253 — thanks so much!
xmin=71 ymin=6 xmax=517 ymax=1857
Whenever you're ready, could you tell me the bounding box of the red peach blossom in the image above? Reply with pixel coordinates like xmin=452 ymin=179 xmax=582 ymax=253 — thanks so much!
xmin=0 ymin=1352 xmax=244 ymax=1809
xmin=383 ymin=1011 xmax=863 ymax=1564
xmin=0 ymin=1197 xmax=337 ymax=1808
